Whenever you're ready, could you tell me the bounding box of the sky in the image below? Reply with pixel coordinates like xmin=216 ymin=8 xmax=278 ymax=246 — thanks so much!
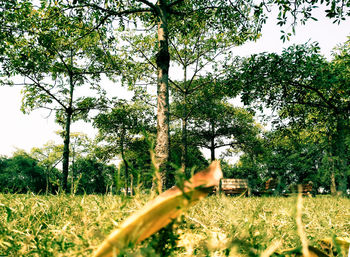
xmin=0 ymin=8 xmax=349 ymax=157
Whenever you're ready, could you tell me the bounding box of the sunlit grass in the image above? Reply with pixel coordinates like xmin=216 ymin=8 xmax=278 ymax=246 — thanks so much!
xmin=0 ymin=193 xmax=349 ymax=256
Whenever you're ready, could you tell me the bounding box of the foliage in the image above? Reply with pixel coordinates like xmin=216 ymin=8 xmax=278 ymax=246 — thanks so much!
xmin=1 ymin=0 xmax=350 ymax=196
xmin=2 ymin=0 xmax=350 ymax=193
xmin=220 ymin=158 xmax=266 ymax=192
xmin=72 ymin=157 xmax=115 ymax=194
xmin=263 ymin=130 xmax=324 ymax=192
xmin=0 ymin=151 xmax=51 ymax=193
xmin=233 ymin=42 xmax=349 ymax=118
xmin=164 ymin=0 xmax=263 ymax=172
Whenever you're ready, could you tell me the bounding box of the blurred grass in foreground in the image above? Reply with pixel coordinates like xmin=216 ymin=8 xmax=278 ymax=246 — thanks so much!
xmin=0 ymin=194 xmax=349 ymax=256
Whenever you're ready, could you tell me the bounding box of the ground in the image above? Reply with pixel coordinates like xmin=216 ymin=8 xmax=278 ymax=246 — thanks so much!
xmin=0 ymin=194 xmax=349 ymax=256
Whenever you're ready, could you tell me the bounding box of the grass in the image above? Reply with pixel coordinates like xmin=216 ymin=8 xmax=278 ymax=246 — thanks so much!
xmin=0 ymin=193 xmax=349 ymax=256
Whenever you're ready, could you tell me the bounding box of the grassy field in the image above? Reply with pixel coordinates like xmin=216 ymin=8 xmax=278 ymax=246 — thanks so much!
xmin=0 ymin=193 xmax=349 ymax=256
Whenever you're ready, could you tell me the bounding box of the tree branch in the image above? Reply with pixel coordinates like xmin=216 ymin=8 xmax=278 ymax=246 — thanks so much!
xmin=169 ymin=78 xmax=184 ymax=93
xmin=290 ymin=80 xmax=338 ymax=111
xmin=169 ymin=37 xmax=185 ymax=67
xmin=27 ymin=76 xmax=67 ymax=110
xmin=136 ymin=0 xmax=158 ymax=13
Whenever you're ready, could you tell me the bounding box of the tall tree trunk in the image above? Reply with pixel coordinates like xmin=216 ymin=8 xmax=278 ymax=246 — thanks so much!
xmin=181 ymin=91 xmax=188 ymax=174
xmin=62 ymin=108 xmax=72 ymax=192
xmin=330 ymin=171 xmax=337 ymax=195
xmin=332 ymin=116 xmax=348 ymax=194
xmin=115 ymin=166 xmax=121 ymax=195
xmin=70 ymin=147 xmax=76 ymax=194
xmin=181 ymin=116 xmax=188 ymax=174
xmin=181 ymin=67 xmax=188 ymax=175
xmin=62 ymin=68 xmax=74 ymax=192
xmin=155 ymin=1 xmax=170 ymax=191
xmin=122 ymin=156 xmax=129 ymax=196
xmin=210 ymin=143 xmax=215 ymax=162
xmin=210 ymin=121 xmax=215 ymax=162
xmin=120 ymin=129 xmax=130 ymax=196
xmin=45 ymin=167 xmax=49 ymax=194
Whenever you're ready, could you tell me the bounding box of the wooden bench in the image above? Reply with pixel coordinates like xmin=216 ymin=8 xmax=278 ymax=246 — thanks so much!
xmin=288 ymin=183 xmax=313 ymax=193
xmin=264 ymin=179 xmax=313 ymax=196
xmin=302 ymin=183 xmax=313 ymax=195
xmin=283 ymin=183 xmax=314 ymax=197
xmin=265 ymin=178 xmax=277 ymax=190
xmin=218 ymin=178 xmax=249 ymax=196
xmin=265 ymin=178 xmax=278 ymax=193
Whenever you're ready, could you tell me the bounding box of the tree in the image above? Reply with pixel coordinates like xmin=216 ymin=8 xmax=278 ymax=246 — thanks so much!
xmin=171 ymin=77 xmax=227 ymax=172
xmin=156 ymin=6 xmax=253 ymax=172
xmin=65 ymin=0 xmax=266 ymax=190
xmin=93 ymin=99 xmax=155 ymax=195
xmin=231 ymin=42 xmax=350 ymax=193
xmin=0 ymin=2 xmax=118 ymax=191
xmin=189 ymin=98 xmax=260 ymax=162
xmin=30 ymin=141 xmax=63 ymax=193
xmin=228 ymin=124 xmax=343 ymax=194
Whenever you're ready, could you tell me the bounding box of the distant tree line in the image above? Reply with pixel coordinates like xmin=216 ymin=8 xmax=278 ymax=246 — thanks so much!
xmin=0 ymin=151 xmax=115 ymax=194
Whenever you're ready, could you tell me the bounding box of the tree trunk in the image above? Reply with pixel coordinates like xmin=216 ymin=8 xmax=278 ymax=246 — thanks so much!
xmin=70 ymin=147 xmax=76 ymax=194
xmin=210 ymin=144 xmax=215 ymax=162
xmin=115 ymin=166 xmax=121 ymax=195
xmin=210 ymin=121 xmax=216 ymax=162
xmin=155 ymin=1 xmax=170 ymax=191
xmin=180 ymin=67 xmax=188 ymax=174
xmin=181 ymin=117 xmax=188 ymax=173
xmin=45 ymin=167 xmax=49 ymax=194
xmin=62 ymin=67 xmax=74 ymax=192
xmin=62 ymin=108 xmax=72 ymax=192
xmin=122 ymin=157 xmax=129 ymax=196
xmin=330 ymin=171 xmax=337 ymax=195
xmin=332 ymin=116 xmax=348 ymax=193
xmin=120 ymin=129 xmax=130 ymax=196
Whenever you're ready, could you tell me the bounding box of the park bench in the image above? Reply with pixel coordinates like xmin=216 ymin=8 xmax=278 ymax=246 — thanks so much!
xmin=218 ymin=178 xmax=250 ymax=196
xmin=301 ymin=183 xmax=313 ymax=196
xmin=286 ymin=182 xmax=313 ymax=196
xmin=264 ymin=178 xmax=278 ymax=194
xmin=264 ymin=178 xmax=313 ymax=196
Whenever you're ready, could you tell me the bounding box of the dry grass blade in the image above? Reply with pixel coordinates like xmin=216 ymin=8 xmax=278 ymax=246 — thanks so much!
xmin=297 ymin=185 xmax=311 ymax=257
xmin=261 ymin=240 xmax=282 ymax=257
xmin=93 ymin=160 xmax=223 ymax=257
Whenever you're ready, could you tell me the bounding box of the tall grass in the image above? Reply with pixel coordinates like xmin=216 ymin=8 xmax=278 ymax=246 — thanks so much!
xmin=0 ymin=193 xmax=349 ymax=256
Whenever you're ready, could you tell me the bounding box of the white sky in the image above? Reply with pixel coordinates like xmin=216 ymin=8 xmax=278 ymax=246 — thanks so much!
xmin=0 ymin=10 xmax=349 ymax=157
